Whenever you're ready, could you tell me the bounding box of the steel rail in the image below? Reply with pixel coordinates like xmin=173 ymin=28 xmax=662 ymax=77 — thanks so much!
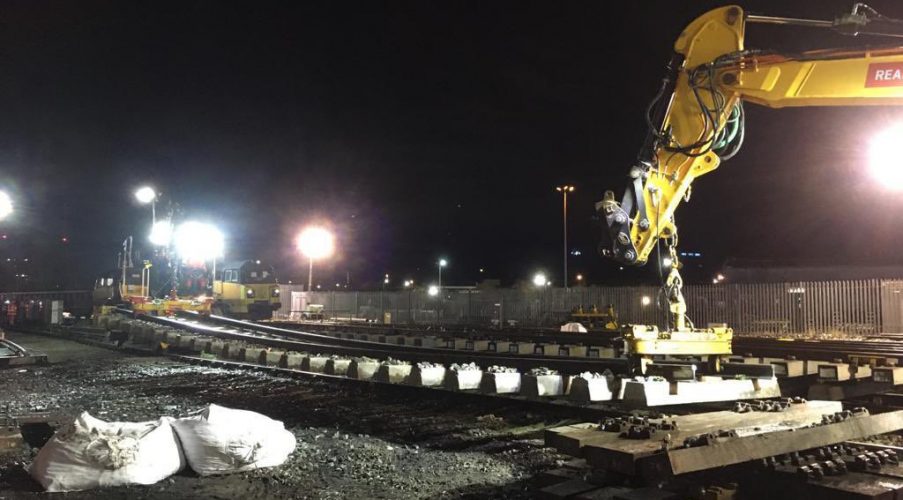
xmin=733 ymin=337 xmax=903 ymax=363
xmin=125 ymin=310 xmax=629 ymax=374
xmin=264 ymin=319 xmax=620 ymax=345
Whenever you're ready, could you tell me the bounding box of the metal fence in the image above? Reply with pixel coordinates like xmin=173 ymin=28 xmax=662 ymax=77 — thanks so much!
xmin=278 ymin=279 xmax=903 ymax=335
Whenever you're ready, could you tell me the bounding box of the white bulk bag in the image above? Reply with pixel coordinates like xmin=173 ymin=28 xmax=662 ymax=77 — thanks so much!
xmin=29 ymin=412 xmax=185 ymax=492
xmin=171 ymin=404 xmax=296 ymax=476
xmin=560 ymin=322 xmax=588 ymax=333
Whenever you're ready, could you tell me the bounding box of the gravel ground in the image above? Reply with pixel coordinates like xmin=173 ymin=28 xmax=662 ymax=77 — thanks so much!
xmin=0 ymin=332 xmax=570 ymax=499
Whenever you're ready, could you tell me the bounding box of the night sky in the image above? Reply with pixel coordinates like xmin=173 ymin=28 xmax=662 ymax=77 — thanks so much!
xmin=3 ymin=0 xmax=903 ymax=290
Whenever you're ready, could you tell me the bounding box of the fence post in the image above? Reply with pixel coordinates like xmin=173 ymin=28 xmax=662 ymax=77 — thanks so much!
xmin=467 ymin=290 xmax=472 ymax=323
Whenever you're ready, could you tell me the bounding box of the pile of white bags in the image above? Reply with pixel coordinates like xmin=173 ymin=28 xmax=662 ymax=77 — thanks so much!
xmin=29 ymin=412 xmax=185 ymax=492
xmin=171 ymin=404 xmax=297 ymax=476
xmin=29 ymin=404 xmax=296 ymax=492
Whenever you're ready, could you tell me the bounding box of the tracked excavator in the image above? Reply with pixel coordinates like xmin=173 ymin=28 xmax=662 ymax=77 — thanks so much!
xmin=598 ymin=4 xmax=903 ymax=369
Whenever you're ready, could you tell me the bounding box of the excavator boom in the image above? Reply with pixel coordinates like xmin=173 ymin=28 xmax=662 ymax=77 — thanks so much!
xmin=597 ymin=4 xmax=903 ymax=358
xmin=600 ymin=5 xmax=903 ymax=269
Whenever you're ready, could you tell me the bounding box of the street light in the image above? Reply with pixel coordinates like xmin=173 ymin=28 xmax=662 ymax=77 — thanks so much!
xmin=438 ymin=258 xmax=448 ymax=291
xmin=532 ymin=272 xmax=547 ymax=288
xmin=134 ymin=186 xmax=157 ymax=224
xmin=297 ymin=226 xmax=335 ymax=292
xmin=0 ymin=191 xmax=12 ymax=221
xmin=869 ymin=124 xmax=903 ymax=190
xmin=555 ymin=185 xmax=575 ymax=288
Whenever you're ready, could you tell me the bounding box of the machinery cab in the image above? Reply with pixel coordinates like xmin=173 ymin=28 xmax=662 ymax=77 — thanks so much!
xmin=212 ymin=260 xmax=281 ymax=319
xmin=92 ymin=268 xmax=143 ymax=307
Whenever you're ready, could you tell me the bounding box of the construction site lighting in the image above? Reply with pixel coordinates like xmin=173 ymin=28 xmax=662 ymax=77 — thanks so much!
xmin=134 ymin=186 xmax=156 ymax=204
xmin=427 ymin=285 xmax=439 ymax=296
xmin=641 ymin=295 xmax=652 ymax=306
xmin=296 ymin=226 xmax=335 ymax=260
xmin=149 ymin=220 xmax=173 ymax=246
xmin=532 ymin=273 xmax=547 ymax=287
xmin=0 ymin=191 xmax=11 ymax=221
xmin=870 ymin=125 xmax=903 ymax=190
xmin=174 ymin=221 xmax=224 ymax=261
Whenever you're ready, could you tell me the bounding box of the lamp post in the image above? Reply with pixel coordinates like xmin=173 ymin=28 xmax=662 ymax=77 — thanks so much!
xmin=438 ymin=258 xmax=447 ymax=291
xmin=0 ymin=193 xmax=14 ymax=292
xmin=135 ymin=186 xmax=157 ymax=225
xmin=555 ymin=185 xmax=575 ymax=289
xmin=297 ymin=226 xmax=335 ymax=292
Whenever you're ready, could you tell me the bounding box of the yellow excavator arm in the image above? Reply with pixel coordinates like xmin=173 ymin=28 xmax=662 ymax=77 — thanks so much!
xmin=599 ymin=4 xmax=903 ymax=269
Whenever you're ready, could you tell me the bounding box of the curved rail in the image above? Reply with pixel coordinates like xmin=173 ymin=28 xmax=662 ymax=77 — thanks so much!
xmin=128 ymin=310 xmax=629 ymax=374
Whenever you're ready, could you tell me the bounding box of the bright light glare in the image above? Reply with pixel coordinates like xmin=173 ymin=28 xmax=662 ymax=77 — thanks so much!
xmin=135 ymin=186 xmax=156 ymax=204
xmin=428 ymin=285 xmax=439 ymax=296
xmin=149 ymin=220 xmax=173 ymax=246
xmin=297 ymin=226 xmax=335 ymax=259
xmin=641 ymin=296 xmax=652 ymax=306
xmin=174 ymin=221 xmax=224 ymax=260
xmin=870 ymin=125 xmax=903 ymax=189
xmin=662 ymin=257 xmax=673 ymax=267
xmin=439 ymin=258 xmax=448 ymax=267
xmin=532 ymin=273 xmax=547 ymax=287
xmin=0 ymin=191 xmax=12 ymax=221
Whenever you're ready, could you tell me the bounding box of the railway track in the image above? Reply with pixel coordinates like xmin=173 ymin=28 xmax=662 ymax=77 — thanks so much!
xmin=161 ymin=311 xmax=903 ymax=381
xmin=48 ymin=309 xmax=903 ymax=416
xmin=238 ymin=318 xmax=903 ymax=366
xmin=732 ymin=337 xmax=903 ymax=365
xmin=266 ymin=319 xmax=621 ymax=346
xmin=147 ymin=310 xmax=629 ymax=374
xmin=26 ymin=312 xmax=656 ymax=418
xmin=265 ymin=317 xmax=903 ymax=366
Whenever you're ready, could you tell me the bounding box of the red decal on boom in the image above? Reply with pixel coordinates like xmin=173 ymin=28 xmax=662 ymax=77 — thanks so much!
xmin=866 ymin=62 xmax=903 ymax=88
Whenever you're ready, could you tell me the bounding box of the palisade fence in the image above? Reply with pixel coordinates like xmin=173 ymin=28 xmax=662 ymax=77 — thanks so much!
xmin=277 ymin=279 xmax=903 ymax=335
